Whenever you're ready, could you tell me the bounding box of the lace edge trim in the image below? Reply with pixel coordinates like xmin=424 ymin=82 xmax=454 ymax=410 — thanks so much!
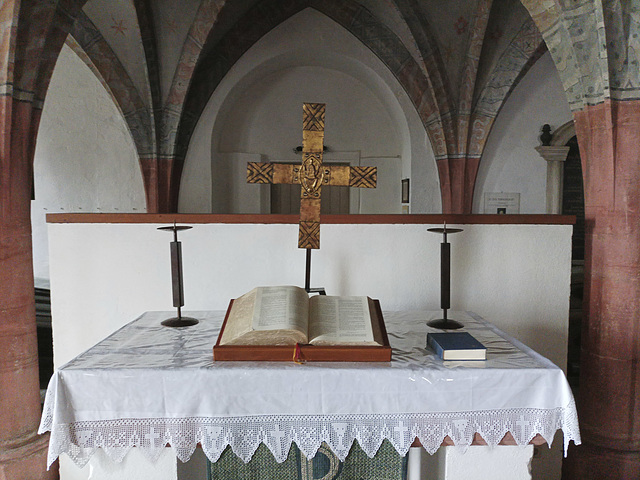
xmin=41 ymin=406 xmax=581 ymax=469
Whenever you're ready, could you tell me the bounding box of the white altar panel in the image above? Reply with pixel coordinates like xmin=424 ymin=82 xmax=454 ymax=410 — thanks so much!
xmin=47 ymin=221 xmax=572 ymax=372
xmin=58 ymin=449 xmax=177 ymax=480
xmin=420 ymin=445 xmax=536 ymax=480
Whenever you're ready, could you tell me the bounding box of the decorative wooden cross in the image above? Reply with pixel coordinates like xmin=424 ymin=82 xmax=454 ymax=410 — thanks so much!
xmin=246 ymin=103 xmax=377 ymax=249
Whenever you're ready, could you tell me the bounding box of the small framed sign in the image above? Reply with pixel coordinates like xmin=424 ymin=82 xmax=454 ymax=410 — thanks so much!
xmin=401 ymin=179 xmax=410 ymax=204
xmin=484 ymin=193 xmax=520 ymax=214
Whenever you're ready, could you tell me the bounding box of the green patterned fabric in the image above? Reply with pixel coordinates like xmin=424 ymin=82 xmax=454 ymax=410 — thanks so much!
xmin=208 ymin=440 xmax=407 ymax=480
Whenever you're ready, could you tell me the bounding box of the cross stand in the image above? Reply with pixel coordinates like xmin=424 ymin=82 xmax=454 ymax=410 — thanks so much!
xmin=304 ymin=249 xmax=326 ymax=295
xmin=427 ymin=224 xmax=464 ymax=330
xmin=158 ymin=223 xmax=199 ymax=327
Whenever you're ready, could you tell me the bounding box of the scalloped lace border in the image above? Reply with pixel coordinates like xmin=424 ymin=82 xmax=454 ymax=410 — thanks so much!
xmin=41 ymin=401 xmax=581 ymax=468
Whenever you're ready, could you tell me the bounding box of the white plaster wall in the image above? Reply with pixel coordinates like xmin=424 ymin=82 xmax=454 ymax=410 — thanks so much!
xmin=214 ymin=152 xmax=266 ymax=214
xmin=217 ymin=66 xmax=401 ymax=159
xmin=31 ymin=43 xmax=145 ymax=282
xmin=474 ymin=53 xmax=573 ymax=214
xmin=179 ymin=8 xmax=439 ymax=214
xmin=359 ymin=157 xmax=402 ymax=213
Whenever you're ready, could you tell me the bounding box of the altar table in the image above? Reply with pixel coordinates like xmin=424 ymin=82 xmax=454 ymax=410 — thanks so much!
xmin=39 ymin=310 xmax=580 ymax=468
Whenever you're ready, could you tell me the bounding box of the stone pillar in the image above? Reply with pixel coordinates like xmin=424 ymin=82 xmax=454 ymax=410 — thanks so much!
xmin=436 ymin=156 xmax=480 ymax=214
xmin=564 ymin=99 xmax=640 ymax=478
xmin=0 ymin=99 xmax=57 ymax=479
xmin=535 ymin=145 xmax=570 ymax=214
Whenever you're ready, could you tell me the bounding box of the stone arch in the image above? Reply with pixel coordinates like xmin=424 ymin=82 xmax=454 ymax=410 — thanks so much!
xmin=178 ymin=7 xmax=439 ymax=214
xmin=63 ymin=0 xmax=229 ymax=213
xmin=470 ymin=17 xmax=545 ymax=156
xmin=550 ymin=120 xmax=576 ymax=147
xmin=174 ymin=0 xmax=445 ymax=212
xmin=68 ymin=12 xmax=155 ymax=204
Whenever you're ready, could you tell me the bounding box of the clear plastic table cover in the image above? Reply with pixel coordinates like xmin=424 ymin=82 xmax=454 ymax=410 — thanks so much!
xmin=39 ymin=310 xmax=580 ymax=468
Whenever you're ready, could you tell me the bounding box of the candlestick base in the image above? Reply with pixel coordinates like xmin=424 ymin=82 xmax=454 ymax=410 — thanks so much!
xmin=161 ymin=317 xmax=199 ymax=328
xmin=427 ymin=318 xmax=464 ymax=330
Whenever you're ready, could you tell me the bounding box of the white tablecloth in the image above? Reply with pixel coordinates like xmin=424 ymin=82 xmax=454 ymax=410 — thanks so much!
xmin=39 ymin=310 xmax=580 ymax=468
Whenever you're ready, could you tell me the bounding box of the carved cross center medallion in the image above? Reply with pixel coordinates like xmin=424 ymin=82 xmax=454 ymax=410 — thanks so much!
xmin=300 ymin=153 xmax=324 ymax=197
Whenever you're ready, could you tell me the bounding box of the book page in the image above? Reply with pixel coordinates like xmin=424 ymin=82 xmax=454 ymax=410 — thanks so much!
xmin=308 ymin=296 xmax=378 ymax=345
xmin=218 ymin=287 xmax=258 ymax=345
xmin=252 ymin=286 xmax=309 ymax=334
xmin=218 ymin=286 xmax=308 ymax=346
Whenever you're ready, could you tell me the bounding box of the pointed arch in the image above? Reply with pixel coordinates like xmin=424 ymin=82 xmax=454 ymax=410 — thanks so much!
xmin=434 ymin=0 xmax=493 ymax=213
xmin=171 ymin=0 xmax=444 ymax=212
xmin=69 ymin=12 xmax=151 ymax=151
xmin=148 ymin=0 xmax=228 ymax=211
xmin=460 ymin=16 xmax=545 ymax=212
xmin=69 ymin=11 xmax=157 ymax=206
xmin=518 ymin=0 xmax=606 ymax=111
xmin=133 ymin=0 xmax=162 ymax=118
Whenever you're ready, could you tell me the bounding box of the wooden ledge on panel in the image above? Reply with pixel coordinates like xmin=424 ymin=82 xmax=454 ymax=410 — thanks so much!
xmin=46 ymin=212 xmax=576 ymax=226
xmin=410 ymin=433 xmax=546 ymax=448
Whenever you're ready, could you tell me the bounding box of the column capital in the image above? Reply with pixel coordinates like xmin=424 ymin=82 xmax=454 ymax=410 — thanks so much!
xmin=535 ymin=145 xmax=570 ymax=163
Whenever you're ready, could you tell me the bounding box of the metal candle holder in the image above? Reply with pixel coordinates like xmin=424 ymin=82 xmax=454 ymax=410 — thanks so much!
xmin=158 ymin=223 xmax=199 ymax=327
xmin=427 ymin=223 xmax=464 ymax=330
xmin=304 ymin=248 xmax=326 ymax=295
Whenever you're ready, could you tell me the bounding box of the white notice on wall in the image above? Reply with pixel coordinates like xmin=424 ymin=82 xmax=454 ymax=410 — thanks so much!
xmin=484 ymin=193 xmax=520 ymax=214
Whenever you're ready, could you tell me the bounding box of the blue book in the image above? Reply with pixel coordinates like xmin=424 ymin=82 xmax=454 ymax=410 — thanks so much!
xmin=427 ymin=332 xmax=486 ymax=360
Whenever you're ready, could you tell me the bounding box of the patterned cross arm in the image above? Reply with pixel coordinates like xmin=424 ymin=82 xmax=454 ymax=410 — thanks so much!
xmin=322 ymin=165 xmax=377 ymax=188
xmin=298 ymin=221 xmax=321 ymax=249
xmin=247 ymin=162 xmax=297 ymax=184
xmin=349 ymin=166 xmax=377 ymax=188
xmin=247 ymin=163 xmax=377 ymax=189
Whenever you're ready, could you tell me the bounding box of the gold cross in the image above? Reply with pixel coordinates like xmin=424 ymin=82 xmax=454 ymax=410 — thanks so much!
xmin=247 ymin=103 xmax=377 ymax=249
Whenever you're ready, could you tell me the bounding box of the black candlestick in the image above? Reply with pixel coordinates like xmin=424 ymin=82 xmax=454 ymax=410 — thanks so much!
xmin=304 ymin=248 xmax=326 ymax=295
xmin=158 ymin=223 xmax=199 ymax=327
xmin=427 ymin=223 xmax=464 ymax=330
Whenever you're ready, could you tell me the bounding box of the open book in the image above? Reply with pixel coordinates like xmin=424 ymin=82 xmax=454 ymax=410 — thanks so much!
xmin=214 ymin=286 xmax=391 ymax=362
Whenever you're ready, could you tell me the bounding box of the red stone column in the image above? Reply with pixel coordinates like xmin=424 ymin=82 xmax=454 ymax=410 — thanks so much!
xmin=565 ymin=99 xmax=640 ymax=478
xmin=0 ymin=99 xmax=57 ymax=479
xmin=436 ymin=156 xmax=479 ymax=214
xmin=139 ymin=156 xmax=180 ymax=213
xmin=140 ymin=156 xmax=160 ymax=213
